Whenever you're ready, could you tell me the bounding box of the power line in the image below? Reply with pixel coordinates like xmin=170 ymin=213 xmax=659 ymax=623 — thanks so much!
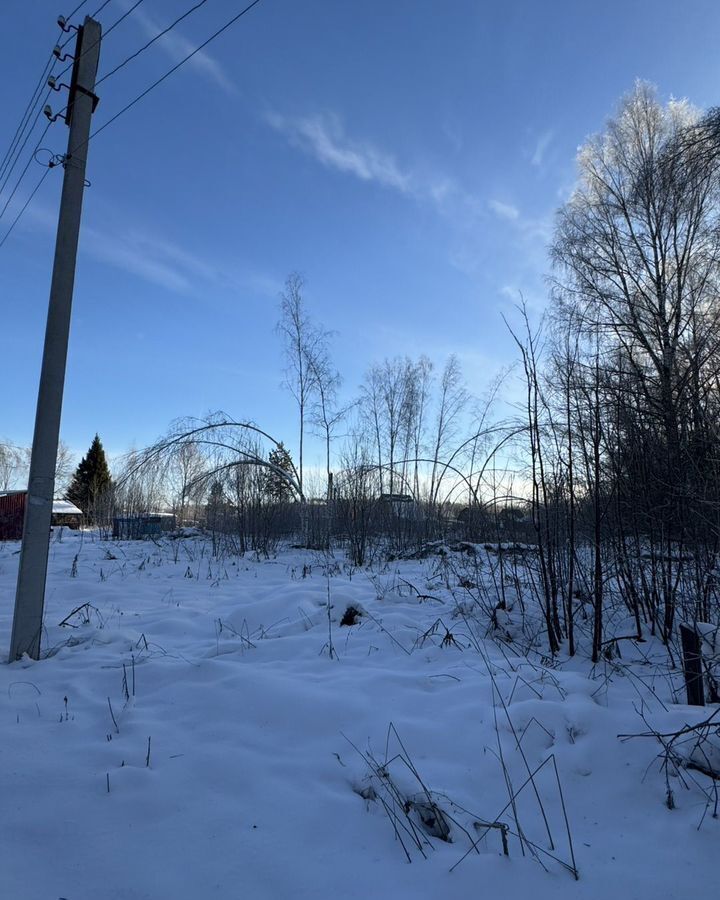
xmin=0 ymin=0 xmax=87 ymax=179
xmin=0 ymin=119 xmax=52 ymax=226
xmin=96 ymin=0 xmax=211 ymax=87
xmin=58 ymin=0 xmax=149 ymax=81
xmin=0 ymin=100 xmax=53 ymax=210
xmin=67 ymin=1 xmax=91 ymax=18
xmin=0 ymin=54 xmax=55 ymax=181
xmin=103 ymin=0 xmax=148 ymax=38
xmin=91 ymin=0 xmax=113 ymax=16
xmin=0 ymin=0 xmax=149 ymax=224
xmin=0 ymin=2 xmax=110 ymax=202
xmin=49 ymin=1 xmax=151 ymax=130
xmin=59 ymin=2 xmax=94 ymax=48
xmin=0 ymin=166 xmax=52 ymax=249
xmin=0 ymin=0 xmax=266 ymax=252
xmin=59 ymin=1 xmax=116 ymax=50
xmin=0 ymin=1 xmax=147 ymax=240
xmin=59 ymin=2 xmax=92 ymax=47
xmin=90 ymin=0 xmax=264 ymax=144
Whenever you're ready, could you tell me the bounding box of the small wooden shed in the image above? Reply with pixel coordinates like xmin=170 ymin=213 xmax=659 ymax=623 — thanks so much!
xmin=0 ymin=491 xmax=84 ymax=540
xmin=51 ymin=499 xmax=83 ymax=528
xmin=0 ymin=490 xmax=25 ymax=540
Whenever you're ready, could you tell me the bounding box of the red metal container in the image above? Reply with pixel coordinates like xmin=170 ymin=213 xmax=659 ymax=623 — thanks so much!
xmin=0 ymin=490 xmax=26 ymax=540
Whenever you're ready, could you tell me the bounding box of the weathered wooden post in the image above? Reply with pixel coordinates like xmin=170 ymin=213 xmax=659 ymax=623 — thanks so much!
xmin=679 ymin=624 xmax=705 ymax=706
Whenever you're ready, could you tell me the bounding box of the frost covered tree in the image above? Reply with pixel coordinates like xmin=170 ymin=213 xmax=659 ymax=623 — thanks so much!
xmin=553 ymin=82 xmax=720 ymax=515
xmin=547 ymin=81 xmax=720 ymax=647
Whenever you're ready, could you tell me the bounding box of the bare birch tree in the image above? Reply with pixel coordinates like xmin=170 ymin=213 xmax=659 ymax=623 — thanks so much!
xmin=307 ymin=345 xmax=351 ymax=500
xmin=0 ymin=441 xmax=24 ymax=491
xmin=429 ymin=355 xmax=468 ymax=507
xmin=276 ymin=273 xmax=320 ymax=497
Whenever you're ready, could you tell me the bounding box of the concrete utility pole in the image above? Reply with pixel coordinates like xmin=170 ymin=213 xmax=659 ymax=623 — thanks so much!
xmin=9 ymin=17 xmax=101 ymax=662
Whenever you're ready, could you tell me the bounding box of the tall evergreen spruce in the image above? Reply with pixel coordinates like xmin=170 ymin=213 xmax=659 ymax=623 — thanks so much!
xmin=66 ymin=434 xmax=112 ymax=521
xmin=261 ymin=444 xmax=295 ymax=502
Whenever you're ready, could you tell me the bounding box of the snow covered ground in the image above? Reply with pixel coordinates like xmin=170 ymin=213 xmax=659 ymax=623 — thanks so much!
xmin=0 ymin=529 xmax=716 ymax=899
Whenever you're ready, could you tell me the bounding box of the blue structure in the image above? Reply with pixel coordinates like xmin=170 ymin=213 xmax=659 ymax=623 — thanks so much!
xmin=113 ymin=513 xmax=176 ymax=540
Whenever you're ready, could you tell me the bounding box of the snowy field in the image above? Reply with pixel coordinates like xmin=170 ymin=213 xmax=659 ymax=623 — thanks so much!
xmin=0 ymin=529 xmax=716 ymax=900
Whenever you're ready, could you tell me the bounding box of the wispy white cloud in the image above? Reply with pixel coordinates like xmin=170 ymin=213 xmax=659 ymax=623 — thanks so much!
xmin=82 ymin=227 xmax=284 ymax=298
xmin=488 ymin=197 xmax=552 ymax=242
xmin=81 ymin=227 xmax=197 ymax=293
xmin=118 ymin=2 xmax=234 ymax=94
xmin=531 ymin=129 xmax=554 ymax=168
xmin=488 ymin=199 xmax=520 ymax=221
xmin=21 ymin=203 xmax=275 ymax=296
xmin=264 ymin=110 xmax=473 ymax=218
xmin=265 ymin=111 xmax=412 ymax=193
xmin=449 ymin=195 xmax=554 ymax=320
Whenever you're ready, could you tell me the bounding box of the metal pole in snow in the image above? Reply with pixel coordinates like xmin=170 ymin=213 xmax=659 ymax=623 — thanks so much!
xmin=9 ymin=18 xmax=101 ymax=661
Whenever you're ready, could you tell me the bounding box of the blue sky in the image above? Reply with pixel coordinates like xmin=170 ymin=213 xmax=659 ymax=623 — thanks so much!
xmin=3 ymin=0 xmax=720 ymax=468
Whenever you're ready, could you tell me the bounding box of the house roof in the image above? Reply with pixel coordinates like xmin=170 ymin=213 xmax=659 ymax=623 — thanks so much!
xmin=0 ymin=491 xmax=82 ymax=515
xmin=53 ymin=500 xmax=82 ymax=516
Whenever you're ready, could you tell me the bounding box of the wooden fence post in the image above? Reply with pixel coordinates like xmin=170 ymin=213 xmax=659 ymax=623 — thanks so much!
xmin=679 ymin=624 xmax=705 ymax=706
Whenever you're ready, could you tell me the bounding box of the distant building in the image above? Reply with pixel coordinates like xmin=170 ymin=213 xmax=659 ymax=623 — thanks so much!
xmin=51 ymin=499 xmax=83 ymax=528
xmin=379 ymin=493 xmax=415 ymax=517
xmin=112 ymin=513 xmax=176 ymax=540
xmin=0 ymin=491 xmax=83 ymax=540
